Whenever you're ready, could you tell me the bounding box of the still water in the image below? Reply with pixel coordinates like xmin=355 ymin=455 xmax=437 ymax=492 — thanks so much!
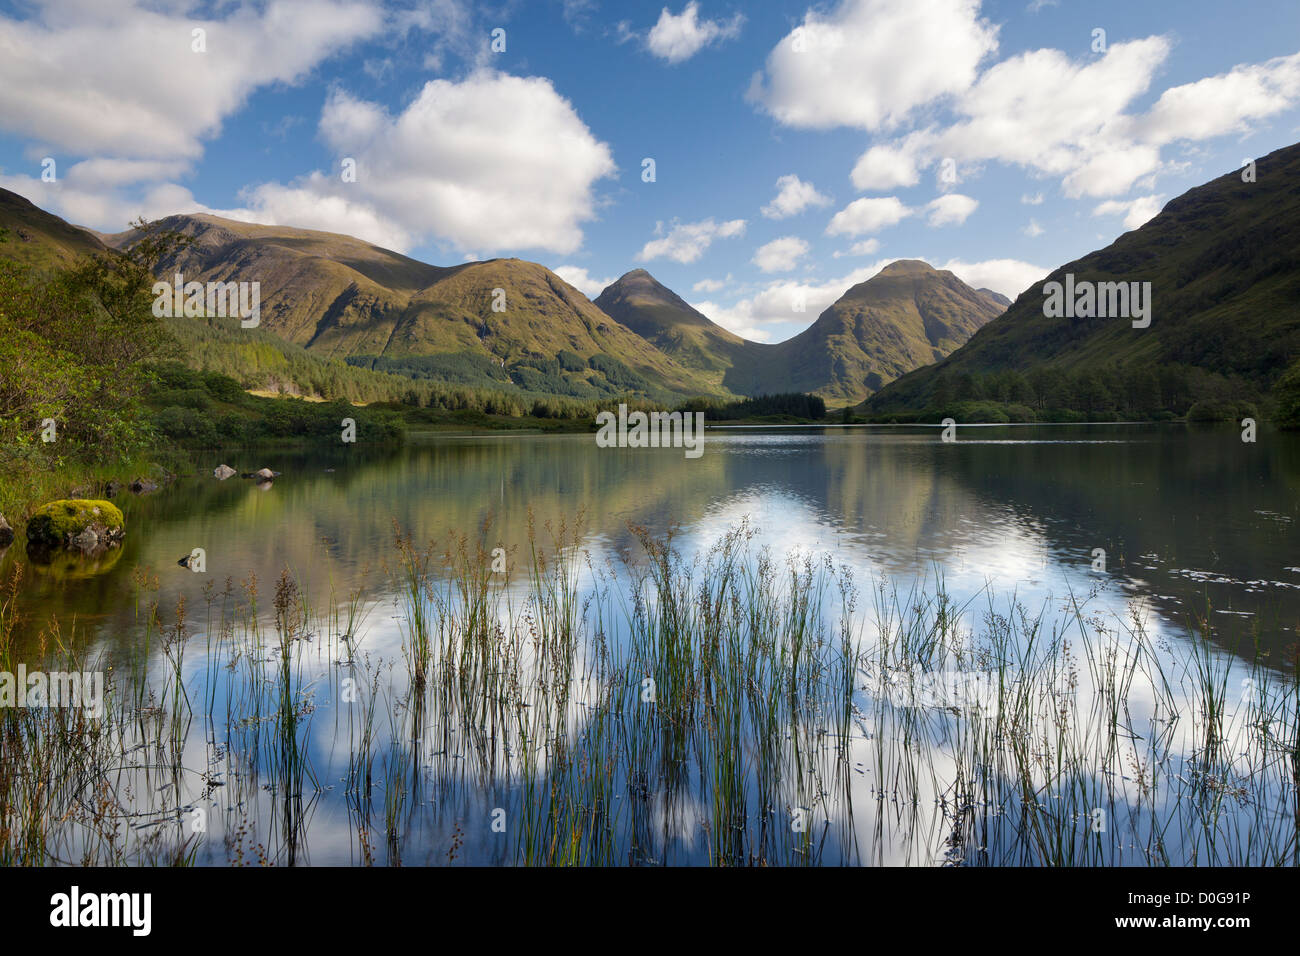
xmin=10 ymin=424 xmax=1299 ymax=656
xmin=4 ymin=424 xmax=1299 ymax=865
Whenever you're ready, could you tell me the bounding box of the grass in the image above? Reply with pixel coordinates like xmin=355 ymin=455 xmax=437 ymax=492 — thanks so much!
xmin=1 ymin=519 xmax=1296 ymax=866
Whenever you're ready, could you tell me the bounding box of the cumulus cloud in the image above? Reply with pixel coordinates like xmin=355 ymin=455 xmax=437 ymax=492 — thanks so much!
xmin=761 ymin=174 xmax=832 ymax=219
xmin=647 ymin=2 xmax=743 ymax=63
xmin=925 ymin=193 xmax=978 ymax=226
xmin=747 ymin=0 xmax=998 ymax=130
xmin=851 ymin=140 xmax=923 ymax=191
xmin=554 ymin=265 xmax=620 ymax=298
xmin=638 ymin=217 xmax=746 ymax=263
xmin=227 ymin=73 xmax=617 ymax=255
xmin=833 ymin=238 xmax=882 ymax=258
xmin=938 ymin=257 xmax=1047 ymax=299
xmin=1093 ymin=195 xmax=1164 ymax=231
xmin=0 ymin=0 xmax=384 ymax=160
xmin=754 ymin=0 xmax=1300 ymax=206
xmin=825 ymin=196 xmax=912 ymax=236
xmin=752 ymin=236 xmax=810 ymax=273
xmin=693 ymin=274 xmax=732 ymax=293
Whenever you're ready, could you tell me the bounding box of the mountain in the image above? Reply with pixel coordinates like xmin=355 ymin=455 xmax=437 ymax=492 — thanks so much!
xmin=1 ymin=188 xmax=1002 ymax=408
xmin=865 ymin=142 xmax=1300 ymax=419
xmin=0 ymin=188 xmax=107 ymax=267
xmin=597 ymin=260 xmax=1001 ymax=405
xmin=756 ymin=260 xmax=1005 ymax=404
xmin=98 ymin=213 xmax=724 ymax=402
xmin=594 ymin=269 xmax=750 ymax=388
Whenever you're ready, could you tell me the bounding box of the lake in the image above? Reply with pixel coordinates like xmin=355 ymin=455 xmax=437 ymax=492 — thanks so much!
xmin=3 ymin=424 xmax=1298 ymax=865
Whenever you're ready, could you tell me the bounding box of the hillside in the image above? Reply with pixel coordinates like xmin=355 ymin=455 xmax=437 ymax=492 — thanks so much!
xmin=596 ymin=261 xmax=1001 ymax=406
xmin=0 ymin=188 xmax=107 ymax=267
xmin=104 ymin=213 xmax=724 ymax=402
xmin=594 ymin=269 xmax=752 ymax=389
xmin=865 ymin=142 xmax=1300 ymax=420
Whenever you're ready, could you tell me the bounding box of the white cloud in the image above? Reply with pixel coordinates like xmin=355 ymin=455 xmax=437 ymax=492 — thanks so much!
xmin=834 ymin=44 xmax=1300 ymax=206
xmin=1021 ymin=192 xmax=1045 ymax=205
xmin=851 ymin=140 xmax=923 ymax=190
xmin=833 ymin=238 xmax=882 ymax=258
xmin=1138 ymin=52 xmax=1300 ymax=146
xmin=933 ymin=38 xmax=1172 ymax=198
xmin=638 ymin=217 xmax=746 ymax=263
xmin=752 ymin=236 xmax=810 ymax=273
xmin=939 ymin=257 xmax=1047 ymax=299
xmin=693 ymin=274 xmax=732 ymax=293
xmin=826 ymin=196 xmax=912 ymax=236
xmin=554 ymin=265 xmax=619 ymax=298
xmin=747 ymin=0 xmax=998 ymax=130
xmin=925 ymin=193 xmax=978 ymax=226
xmin=234 ymin=72 xmax=616 ymax=255
xmin=1093 ymin=195 xmax=1164 ymax=231
xmin=1023 ymin=219 xmax=1044 ymax=237
xmin=647 ymin=2 xmax=743 ymax=64
xmin=0 ymin=0 xmax=384 ymax=160
xmin=761 ymin=174 xmax=831 ymax=219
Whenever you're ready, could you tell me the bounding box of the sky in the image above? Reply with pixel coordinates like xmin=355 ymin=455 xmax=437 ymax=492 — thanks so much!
xmin=1 ymin=0 xmax=1298 ymax=343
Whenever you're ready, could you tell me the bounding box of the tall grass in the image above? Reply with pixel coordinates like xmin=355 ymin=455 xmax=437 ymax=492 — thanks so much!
xmin=0 ymin=520 xmax=1296 ymax=866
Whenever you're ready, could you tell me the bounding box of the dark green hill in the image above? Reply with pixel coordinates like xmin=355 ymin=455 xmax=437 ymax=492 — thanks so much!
xmin=0 ymin=188 xmax=107 ymax=267
xmin=865 ymin=142 xmax=1300 ymax=421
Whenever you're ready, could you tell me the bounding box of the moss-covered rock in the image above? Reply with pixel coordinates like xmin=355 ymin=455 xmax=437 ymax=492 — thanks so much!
xmin=25 ymin=499 xmax=125 ymax=555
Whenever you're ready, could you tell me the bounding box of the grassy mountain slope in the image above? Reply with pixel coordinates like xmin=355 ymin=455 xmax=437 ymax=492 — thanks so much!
xmin=596 ymin=260 xmax=1001 ymax=406
xmin=594 ymin=269 xmax=751 ymax=386
xmin=106 ymin=214 xmax=724 ymax=401
xmin=0 ymin=188 xmax=107 ymax=267
xmin=865 ymin=142 xmax=1300 ymax=419
xmin=758 ymin=260 xmax=1004 ymax=405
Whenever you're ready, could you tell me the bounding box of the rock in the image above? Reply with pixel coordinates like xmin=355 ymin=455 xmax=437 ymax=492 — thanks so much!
xmin=129 ymin=477 xmax=159 ymax=495
xmin=241 ymin=468 xmax=277 ymax=483
xmin=103 ymin=480 xmax=124 ymax=498
xmin=213 ymin=464 xmax=237 ymax=480
xmin=25 ymin=499 xmax=125 ymax=556
xmin=0 ymin=513 xmax=13 ymax=547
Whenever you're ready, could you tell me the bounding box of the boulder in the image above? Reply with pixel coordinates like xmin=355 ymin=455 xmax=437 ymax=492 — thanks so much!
xmin=103 ymin=480 xmax=124 ymax=498
xmin=0 ymin=513 xmax=13 ymax=547
xmin=129 ymin=477 xmax=159 ymax=495
xmin=242 ymin=468 xmax=278 ymax=483
xmin=25 ymin=500 xmax=125 ymax=556
xmin=213 ymin=464 xmax=237 ymax=480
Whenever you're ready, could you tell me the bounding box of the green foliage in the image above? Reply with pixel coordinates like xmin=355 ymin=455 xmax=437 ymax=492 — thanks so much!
xmin=143 ymin=362 xmax=405 ymax=446
xmin=676 ymin=392 xmax=827 ymax=421
xmin=0 ymin=244 xmax=171 ymax=467
xmin=1275 ymin=359 xmax=1300 ymax=429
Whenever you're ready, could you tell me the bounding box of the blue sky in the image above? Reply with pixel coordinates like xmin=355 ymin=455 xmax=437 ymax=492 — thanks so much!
xmin=2 ymin=0 xmax=1298 ymax=342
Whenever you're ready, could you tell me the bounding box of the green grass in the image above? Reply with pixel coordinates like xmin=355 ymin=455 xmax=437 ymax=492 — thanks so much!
xmin=2 ymin=522 xmax=1296 ymax=866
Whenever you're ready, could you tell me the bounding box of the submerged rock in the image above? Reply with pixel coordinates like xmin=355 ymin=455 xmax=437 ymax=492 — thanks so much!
xmin=213 ymin=464 xmax=237 ymax=480
xmin=129 ymin=477 xmax=159 ymax=495
xmin=241 ymin=468 xmax=278 ymax=483
xmin=26 ymin=499 xmax=125 ymax=556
